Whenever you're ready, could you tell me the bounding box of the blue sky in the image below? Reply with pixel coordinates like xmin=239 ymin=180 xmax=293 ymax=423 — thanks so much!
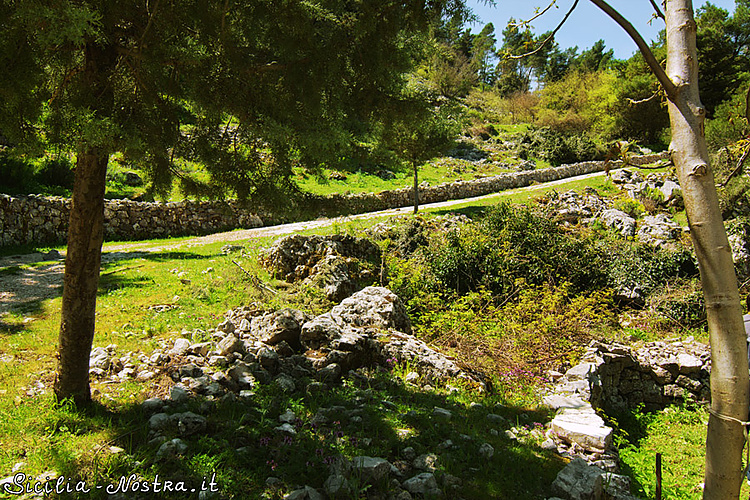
xmin=468 ymin=0 xmax=738 ymax=59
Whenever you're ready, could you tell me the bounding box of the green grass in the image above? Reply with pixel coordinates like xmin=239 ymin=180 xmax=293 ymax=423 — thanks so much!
xmin=294 ymin=157 xmax=518 ymax=197
xmin=0 ymin=213 xmax=577 ymax=499
xmin=616 ymin=404 xmax=750 ymax=500
xmin=0 ymin=166 xmax=706 ymax=499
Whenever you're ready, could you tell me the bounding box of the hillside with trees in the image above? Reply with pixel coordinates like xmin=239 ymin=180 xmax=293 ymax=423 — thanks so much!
xmin=2 ymin=1 xmax=750 ymax=499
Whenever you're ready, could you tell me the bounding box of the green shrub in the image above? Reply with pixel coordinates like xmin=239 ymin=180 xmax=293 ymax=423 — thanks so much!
xmin=604 ymin=242 xmax=698 ymax=297
xmin=612 ymin=198 xmax=645 ymax=219
xmin=0 ymin=154 xmax=39 ymax=194
xmin=426 ymin=203 xmax=608 ymax=299
xmin=654 ymin=287 xmax=706 ymax=330
xmin=515 ymin=127 xmax=602 ymax=166
xmin=37 ymin=157 xmax=75 ymax=190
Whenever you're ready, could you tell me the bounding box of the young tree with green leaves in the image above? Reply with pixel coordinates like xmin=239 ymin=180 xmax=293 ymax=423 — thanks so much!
xmin=381 ymin=80 xmax=461 ymax=214
xmin=508 ymin=0 xmax=748 ymax=496
xmin=0 ymin=0 xmax=468 ymax=405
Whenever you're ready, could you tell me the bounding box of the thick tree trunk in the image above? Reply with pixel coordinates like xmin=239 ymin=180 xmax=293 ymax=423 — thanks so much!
xmin=413 ymin=161 xmax=419 ymax=214
xmin=662 ymin=1 xmax=749 ymax=498
xmin=53 ymin=149 xmax=108 ymax=405
xmin=53 ymin=42 xmax=115 ymax=406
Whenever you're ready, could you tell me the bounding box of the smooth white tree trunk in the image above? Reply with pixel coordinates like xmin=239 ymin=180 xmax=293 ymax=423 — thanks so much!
xmin=589 ymin=1 xmax=750 ymax=497
xmin=664 ymin=2 xmax=750 ymax=497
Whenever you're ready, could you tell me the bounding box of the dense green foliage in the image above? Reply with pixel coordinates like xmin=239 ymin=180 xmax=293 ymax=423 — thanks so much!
xmin=514 ymin=127 xmax=602 ymax=165
xmin=0 ymin=0 xmax=469 ymax=200
xmin=427 ymin=203 xmax=606 ymax=296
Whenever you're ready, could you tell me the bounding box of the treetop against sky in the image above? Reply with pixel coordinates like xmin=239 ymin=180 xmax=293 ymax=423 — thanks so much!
xmin=469 ymin=0 xmax=736 ymax=59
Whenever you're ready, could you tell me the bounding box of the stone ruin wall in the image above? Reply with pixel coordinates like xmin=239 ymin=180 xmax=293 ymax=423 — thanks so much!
xmin=0 ymin=153 xmax=668 ymax=247
xmin=552 ymin=339 xmax=711 ymax=414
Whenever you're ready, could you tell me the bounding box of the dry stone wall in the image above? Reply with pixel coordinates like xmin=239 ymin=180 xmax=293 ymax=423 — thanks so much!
xmin=0 ymin=196 xmax=264 ymax=246
xmin=0 ymin=153 xmax=667 ymax=247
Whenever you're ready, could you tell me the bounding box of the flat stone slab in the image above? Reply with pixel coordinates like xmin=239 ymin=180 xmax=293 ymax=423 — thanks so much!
xmin=551 ymin=409 xmax=613 ymax=452
xmin=542 ymin=394 xmax=591 ymax=411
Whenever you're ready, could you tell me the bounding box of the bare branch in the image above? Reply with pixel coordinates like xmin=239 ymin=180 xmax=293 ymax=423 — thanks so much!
xmin=649 ymin=0 xmax=666 ymax=20
xmin=509 ymin=1 xmax=557 ymax=28
xmin=588 ymin=0 xmax=677 ymax=98
xmin=720 ymin=145 xmax=750 ymax=188
xmin=48 ymin=66 xmax=84 ymax=106
xmin=626 ymin=90 xmax=660 ymax=105
xmin=508 ymin=0 xmax=579 ymax=60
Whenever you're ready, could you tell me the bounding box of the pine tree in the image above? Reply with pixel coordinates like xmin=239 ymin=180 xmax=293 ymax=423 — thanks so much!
xmin=0 ymin=0 xmax=467 ymax=405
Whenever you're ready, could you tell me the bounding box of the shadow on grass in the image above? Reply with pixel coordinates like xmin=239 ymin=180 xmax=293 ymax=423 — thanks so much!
xmin=605 ymin=407 xmax=655 ymax=496
xmin=430 ymin=206 xmax=489 ymax=220
xmin=36 ymin=370 xmax=565 ymax=500
xmin=97 ymin=251 xmax=215 ymax=296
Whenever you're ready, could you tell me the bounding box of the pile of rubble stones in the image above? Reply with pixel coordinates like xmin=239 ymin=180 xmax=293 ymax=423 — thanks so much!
xmin=542 ymin=185 xmax=685 ymax=248
xmin=89 ymin=286 xmax=482 ymax=396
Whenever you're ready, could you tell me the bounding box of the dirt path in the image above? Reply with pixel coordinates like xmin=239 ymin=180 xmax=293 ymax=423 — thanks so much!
xmin=0 ymin=169 xmax=610 ymax=316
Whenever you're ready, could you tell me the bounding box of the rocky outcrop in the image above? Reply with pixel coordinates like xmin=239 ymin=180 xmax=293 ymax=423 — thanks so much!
xmin=260 ymin=234 xmax=381 ymax=302
xmin=611 ymin=168 xmax=683 ymax=209
xmin=548 ymin=188 xmax=609 ymax=223
xmin=636 ymin=214 xmax=683 ymax=247
xmin=90 ymin=287 xmax=481 ymax=397
xmin=600 ymin=209 xmax=636 ymax=238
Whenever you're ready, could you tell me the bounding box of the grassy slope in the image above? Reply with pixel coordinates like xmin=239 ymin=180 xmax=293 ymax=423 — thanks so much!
xmin=0 ymin=166 xmax=726 ymax=499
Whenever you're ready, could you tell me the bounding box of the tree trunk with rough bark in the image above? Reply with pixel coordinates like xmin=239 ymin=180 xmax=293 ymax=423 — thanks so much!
xmin=54 ymin=149 xmax=108 ymax=405
xmin=53 ymin=43 xmax=115 ymax=405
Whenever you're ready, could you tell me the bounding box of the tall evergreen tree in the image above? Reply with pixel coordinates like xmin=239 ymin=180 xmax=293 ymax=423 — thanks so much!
xmin=0 ymin=0 xmax=467 ymax=405
xmin=696 ymin=1 xmax=750 ymax=116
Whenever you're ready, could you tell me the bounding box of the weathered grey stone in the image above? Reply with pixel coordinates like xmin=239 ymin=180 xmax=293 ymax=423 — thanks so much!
xmin=142 ymin=397 xmax=165 ymax=413
xmin=317 ymin=363 xmax=342 ymax=382
xmin=551 ymin=408 xmax=613 ymax=452
xmin=351 ymin=456 xmax=393 ymax=483
xmin=413 ymin=454 xmax=438 ymax=472
xmin=659 ymin=180 xmax=682 ymax=204
xmin=89 ymin=347 xmax=112 ymax=371
xmin=432 ymin=407 xmax=452 ymax=420
xmin=330 ymin=287 xmax=412 ymax=334
xmin=250 ymin=309 xmax=305 ymax=346
xmin=323 ymin=474 xmax=351 ymax=499
xmin=275 ymin=373 xmax=296 ymax=393
xmin=169 ymin=338 xmax=191 ymax=357
xmin=478 ymin=442 xmax=495 ymax=459
xmin=149 ymin=413 xmax=171 ymax=432
xmin=171 ymin=412 xmax=207 ymax=436
xmin=550 ymin=458 xmax=604 ymax=500
xmin=217 ymin=335 xmax=243 ymax=356
xmin=600 ymin=209 xmax=636 ymax=238
xmin=637 ymin=214 xmax=682 ymax=247
xmin=170 ymin=385 xmax=190 ymax=403
xmin=283 ymin=486 xmax=324 ymax=500
xmin=676 ymin=354 xmax=702 ymax=374
xmin=227 ymin=363 xmax=257 ymax=389
xmin=274 ymin=423 xmax=296 ymax=435
xmin=156 ymin=438 xmax=188 ymax=460
xmin=402 ymin=473 xmax=441 ymax=497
